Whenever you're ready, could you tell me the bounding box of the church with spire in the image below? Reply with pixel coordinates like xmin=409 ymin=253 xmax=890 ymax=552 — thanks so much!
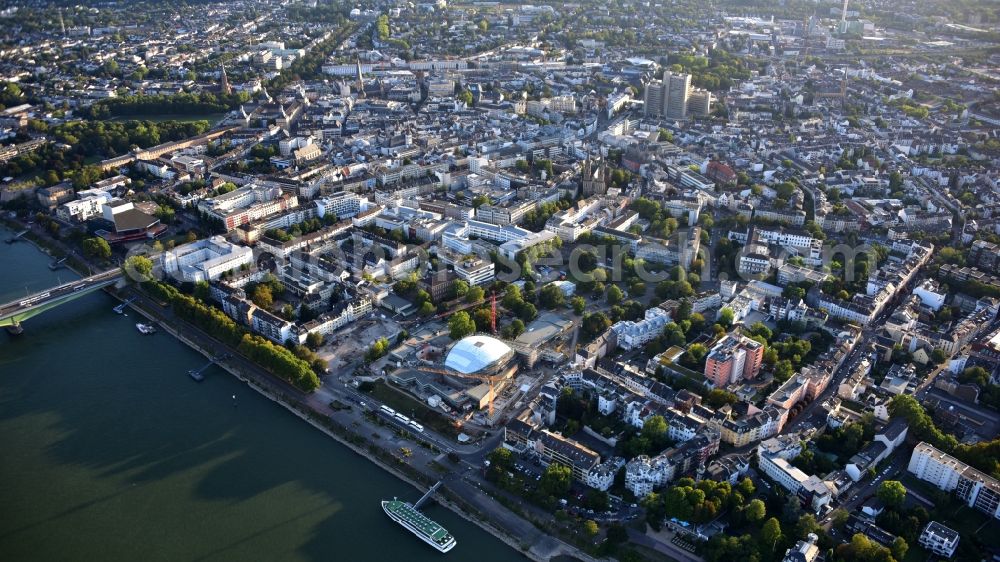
xmin=219 ymin=64 xmax=231 ymax=95
xmin=355 ymin=58 xmax=365 ymax=98
xmin=581 ymin=156 xmax=609 ymax=196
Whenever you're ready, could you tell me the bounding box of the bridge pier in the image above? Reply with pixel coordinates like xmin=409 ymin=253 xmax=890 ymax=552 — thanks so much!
xmin=5 ymin=320 xmax=23 ymax=336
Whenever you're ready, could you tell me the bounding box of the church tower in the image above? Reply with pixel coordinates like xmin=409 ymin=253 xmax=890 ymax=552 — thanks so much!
xmin=220 ymin=64 xmax=231 ymax=95
xmin=355 ymin=58 xmax=366 ymax=98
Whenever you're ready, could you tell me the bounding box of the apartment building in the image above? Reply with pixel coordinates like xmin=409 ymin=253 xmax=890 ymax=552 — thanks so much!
xmin=908 ymin=442 xmax=1000 ymax=521
xmin=710 ymin=404 xmax=785 ymax=447
xmin=704 ymin=335 xmax=764 ymax=387
xmin=198 ymin=184 xmax=299 ymax=231
xmin=624 ymin=431 xmax=720 ymax=496
xmin=918 ymin=521 xmax=959 ymax=558
xmin=57 ymin=188 xmax=112 ymax=222
xmin=316 ymin=191 xmax=369 ymax=220
xmin=610 ymin=307 xmax=671 ymax=351
xmin=758 ymin=436 xmax=834 ymax=512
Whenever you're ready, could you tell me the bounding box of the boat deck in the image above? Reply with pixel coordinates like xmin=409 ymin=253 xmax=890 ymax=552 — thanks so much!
xmin=385 ymin=500 xmax=452 ymax=544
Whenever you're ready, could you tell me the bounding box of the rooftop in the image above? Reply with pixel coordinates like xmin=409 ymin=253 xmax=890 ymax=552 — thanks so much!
xmin=444 ymin=335 xmax=513 ymax=374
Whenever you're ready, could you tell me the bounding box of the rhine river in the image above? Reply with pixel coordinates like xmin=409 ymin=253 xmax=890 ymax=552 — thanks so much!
xmin=0 ymin=226 xmax=523 ymax=561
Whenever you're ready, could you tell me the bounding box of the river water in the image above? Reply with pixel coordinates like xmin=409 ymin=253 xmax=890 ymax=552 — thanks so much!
xmin=0 ymin=226 xmax=521 ymax=561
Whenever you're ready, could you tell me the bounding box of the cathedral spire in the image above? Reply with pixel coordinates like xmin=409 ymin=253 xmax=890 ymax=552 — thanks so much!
xmin=355 ymin=58 xmax=365 ymax=98
xmin=220 ymin=63 xmax=231 ymax=95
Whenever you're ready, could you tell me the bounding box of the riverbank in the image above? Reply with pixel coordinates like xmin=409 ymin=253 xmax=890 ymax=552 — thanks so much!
xmin=121 ymin=290 xmax=571 ymax=561
xmin=0 ymin=217 xmax=596 ymax=561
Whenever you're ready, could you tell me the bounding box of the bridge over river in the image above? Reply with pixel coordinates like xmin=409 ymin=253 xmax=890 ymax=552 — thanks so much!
xmin=0 ymin=269 xmax=123 ymax=331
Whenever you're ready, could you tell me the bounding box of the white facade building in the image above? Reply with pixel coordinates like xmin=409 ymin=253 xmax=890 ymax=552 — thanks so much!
xmin=163 ymin=236 xmax=254 ymax=282
xmin=57 ymin=189 xmax=112 ymax=222
xmin=913 ymin=280 xmax=946 ymax=311
xmin=610 ymin=307 xmax=670 ymax=351
xmin=919 ymin=521 xmax=959 ymax=558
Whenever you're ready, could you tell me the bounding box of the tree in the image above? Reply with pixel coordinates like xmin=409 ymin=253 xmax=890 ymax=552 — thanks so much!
xmin=540 ymin=463 xmax=573 ymax=497
xmin=795 ymin=514 xmax=822 ymax=540
xmin=629 ymin=281 xmax=647 ymax=298
xmin=719 ymin=307 xmax=734 ymax=328
xmin=830 ymin=508 xmax=850 ymax=529
xmin=663 ymin=322 xmax=686 ymax=347
xmin=683 ymin=343 xmax=708 ymax=368
xmin=583 ymin=519 xmax=599 ymax=538
xmin=539 ymin=284 xmax=566 ymax=308
xmin=487 ymin=447 xmax=514 ymax=470
xmin=836 ymin=533 xmax=897 ymax=562
xmin=774 ymin=359 xmax=795 ymax=382
xmin=419 ymin=301 xmax=435 ymax=316
xmin=251 ymin=284 xmax=273 ymax=309
xmin=606 ymin=285 xmax=623 ymax=305
xmin=577 ymin=250 xmax=599 ymax=273
xmin=306 ymin=331 xmax=324 ymax=350
xmin=705 ymin=389 xmax=738 ymax=409
xmin=472 ymin=308 xmax=493 ymax=333
xmin=958 ymin=366 xmax=990 ymax=387
xmin=783 ymin=285 xmax=806 ymax=300
xmin=571 ymin=296 xmax=586 ymax=315
xmin=747 ymin=321 xmax=772 ymax=342
xmin=517 ymin=302 xmax=537 ymax=322
xmin=931 ymin=348 xmax=947 ymax=364
xmin=607 ymin=523 xmax=628 ymax=545
xmin=82 ymin=237 xmax=112 ymax=260
xmin=877 ymin=480 xmax=907 ymax=508
xmin=486 ymin=447 xmax=514 ymax=483
xmin=452 ymin=279 xmax=470 ymax=298
xmin=502 ymin=285 xmax=522 ymax=308
xmin=457 ymin=90 xmax=473 ymax=106
xmin=449 ymin=311 xmax=475 ymax=340
xmin=193 ymin=281 xmax=211 ymax=302
xmin=237 ymin=334 xmax=320 ymax=391
xmin=466 ymin=286 xmax=485 ymax=303
xmin=746 ymin=499 xmax=766 ymax=523
xmin=123 ymin=255 xmax=153 ymax=282
xmin=365 ymin=337 xmax=390 ymax=363
xmin=891 ymin=537 xmax=908 ymax=561
xmin=760 ymin=517 xmax=783 ymax=553
xmin=582 ymin=312 xmax=611 ymax=338
xmin=641 ymin=415 xmax=668 ymax=442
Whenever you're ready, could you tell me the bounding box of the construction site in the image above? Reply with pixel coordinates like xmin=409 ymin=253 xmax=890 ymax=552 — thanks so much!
xmin=386 ymin=296 xmax=576 ymax=428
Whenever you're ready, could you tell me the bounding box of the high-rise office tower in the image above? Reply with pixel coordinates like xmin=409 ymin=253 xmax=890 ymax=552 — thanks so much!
xmin=664 ymin=71 xmax=691 ymax=119
xmin=643 ymin=71 xmax=712 ymax=119
xmin=643 ymin=80 xmax=666 ymax=117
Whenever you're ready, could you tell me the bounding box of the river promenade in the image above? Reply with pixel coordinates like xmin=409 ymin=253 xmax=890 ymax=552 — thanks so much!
xmin=0 ymin=218 xmax=596 ymax=562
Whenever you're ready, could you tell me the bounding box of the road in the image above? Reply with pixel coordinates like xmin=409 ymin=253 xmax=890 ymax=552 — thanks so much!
xmin=627 ymin=527 xmax=703 ymax=562
xmin=0 ymin=268 xmax=121 ymax=317
xmin=787 ymin=330 xmax=870 ymax=434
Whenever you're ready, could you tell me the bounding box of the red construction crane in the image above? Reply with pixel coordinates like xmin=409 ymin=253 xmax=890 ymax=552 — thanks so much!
xmin=490 ymin=291 xmax=497 ymax=334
